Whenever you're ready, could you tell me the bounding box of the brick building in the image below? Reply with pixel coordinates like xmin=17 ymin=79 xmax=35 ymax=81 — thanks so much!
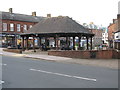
xmin=89 ymin=29 xmax=103 ymax=49
xmin=0 ymin=8 xmax=44 ymax=48
xmin=102 ymin=30 xmax=108 ymax=45
xmin=83 ymin=23 xmax=107 ymax=49
xmin=114 ymin=14 xmax=120 ymax=50
xmin=108 ymin=19 xmax=118 ymax=48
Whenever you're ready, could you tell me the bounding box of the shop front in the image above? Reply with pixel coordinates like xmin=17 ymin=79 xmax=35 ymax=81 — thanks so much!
xmin=1 ymin=33 xmax=21 ymax=48
xmin=114 ymin=31 xmax=120 ymax=50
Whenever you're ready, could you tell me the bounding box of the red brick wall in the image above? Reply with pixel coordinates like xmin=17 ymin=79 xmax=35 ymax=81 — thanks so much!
xmin=90 ymin=29 xmax=103 ymax=38
xmin=0 ymin=19 xmax=2 ymax=32
xmin=118 ymin=14 xmax=120 ymax=31
xmin=112 ymin=50 xmax=120 ymax=59
xmin=96 ymin=50 xmax=113 ymax=59
xmin=48 ymin=50 xmax=120 ymax=59
xmin=1 ymin=19 xmax=37 ymax=33
xmin=48 ymin=50 xmax=90 ymax=59
xmin=108 ymin=23 xmax=117 ymax=41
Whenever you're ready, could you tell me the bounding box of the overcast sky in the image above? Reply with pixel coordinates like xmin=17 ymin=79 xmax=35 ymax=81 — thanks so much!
xmin=0 ymin=0 xmax=119 ymax=27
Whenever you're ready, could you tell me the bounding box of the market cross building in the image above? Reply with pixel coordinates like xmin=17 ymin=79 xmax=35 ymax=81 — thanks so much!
xmin=0 ymin=8 xmax=44 ymax=48
xmin=21 ymin=16 xmax=94 ymax=51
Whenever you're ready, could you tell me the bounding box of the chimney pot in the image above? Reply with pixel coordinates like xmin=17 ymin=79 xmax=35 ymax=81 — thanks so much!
xmin=9 ymin=8 xmax=13 ymax=13
xmin=47 ymin=14 xmax=51 ymax=18
xmin=32 ymin=12 xmax=36 ymax=16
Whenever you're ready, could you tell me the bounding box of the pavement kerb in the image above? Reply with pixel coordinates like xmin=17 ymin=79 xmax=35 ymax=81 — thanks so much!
xmin=24 ymin=56 xmax=59 ymax=61
xmin=0 ymin=49 xmax=118 ymax=70
xmin=23 ymin=54 xmax=118 ymax=70
xmin=0 ymin=50 xmax=72 ymax=61
xmin=23 ymin=54 xmax=72 ymax=61
xmin=0 ymin=52 xmax=26 ymax=57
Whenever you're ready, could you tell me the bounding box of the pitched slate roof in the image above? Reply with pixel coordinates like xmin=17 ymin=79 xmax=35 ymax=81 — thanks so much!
xmin=24 ymin=16 xmax=93 ymax=35
xmin=0 ymin=12 xmax=44 ymax=22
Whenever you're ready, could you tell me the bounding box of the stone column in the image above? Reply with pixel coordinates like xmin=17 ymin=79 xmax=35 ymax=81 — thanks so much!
xmin=73 ymin=36 xmax=75 ymax=50
xmin=86 ymin=37 xmax=89 ymax=50
xmin=66 ymin=37 xmax=68 ymax=44
xmin=15 ymin=34 xmax=17 ymax=48
xmin=26 ymin=36 xmax=29 ymax=50
xmin=22 ymin=36 xmax=24 ymax=51
xmin=78 ymin=36 xmax=81 ymax=50
xmin=54 ymin=35 xmax=59 ymax=50
xmin=66 ymin=37 xmax=69 ymax=49
xmin=39 ymin=37 xmax=41 ymax=49
xmin=68 ymin=37 xmax=71 ymax=47
xmin=45 ymin=37 xmax=47 ymax=49
xmin=90 ymin=36 xmax=93 ymax=50
xmin=6 ymin=36 xmax=9 ymax=47
xmin=54 ymin=37 xmax=56 ymax=49
xmin=33 ymin=36 xmax=36 ymax=52
xmin=56 ymin=37 xmax=59 ymax=50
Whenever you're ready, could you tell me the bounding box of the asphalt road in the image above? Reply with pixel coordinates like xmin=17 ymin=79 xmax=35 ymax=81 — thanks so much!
xmin=1 ymin=56 xmax=118 ymax=88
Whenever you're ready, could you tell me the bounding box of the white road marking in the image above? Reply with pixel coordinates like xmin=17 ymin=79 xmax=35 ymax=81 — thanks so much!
xmin=30 ymin=68 xmax=97 ymax=82
xmin=0 ymin=80 xmax=4 ymax=84
xmin=0 ymin=63 xmax=7 ymax=66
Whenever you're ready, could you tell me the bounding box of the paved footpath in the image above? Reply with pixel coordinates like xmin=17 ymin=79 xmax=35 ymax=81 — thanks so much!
xmin=0 ymin=48 xmax=119 ymax=69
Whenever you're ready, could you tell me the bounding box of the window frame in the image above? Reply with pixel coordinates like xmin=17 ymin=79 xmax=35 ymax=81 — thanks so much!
xmin=10 ymin=23 xmax=14 ymax=31
xmin=2 ymin=23 xmax=7 ymax=31
xmin=23 ymin=24 xmax=27 ymax=31
xmin=29 ymin=25 xmax=33 ymax=28
xmin=17 ymin=24 xmax=21 ymax=32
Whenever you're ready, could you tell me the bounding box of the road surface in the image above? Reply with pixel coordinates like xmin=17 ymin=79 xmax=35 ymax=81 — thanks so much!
xmin=1 ymin=56 xmax=118 ymax=88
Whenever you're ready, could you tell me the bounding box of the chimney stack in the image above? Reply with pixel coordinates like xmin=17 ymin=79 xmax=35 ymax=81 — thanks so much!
xmin=113 ymin=19 xmax=117 ymax=24
xmin=32 ymin=12 xmax=36 ymax=16
xmin=47 ymin=14 xmax=51 ymax=18
xmin=9 ymin=8 xmax=13 ymax=13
